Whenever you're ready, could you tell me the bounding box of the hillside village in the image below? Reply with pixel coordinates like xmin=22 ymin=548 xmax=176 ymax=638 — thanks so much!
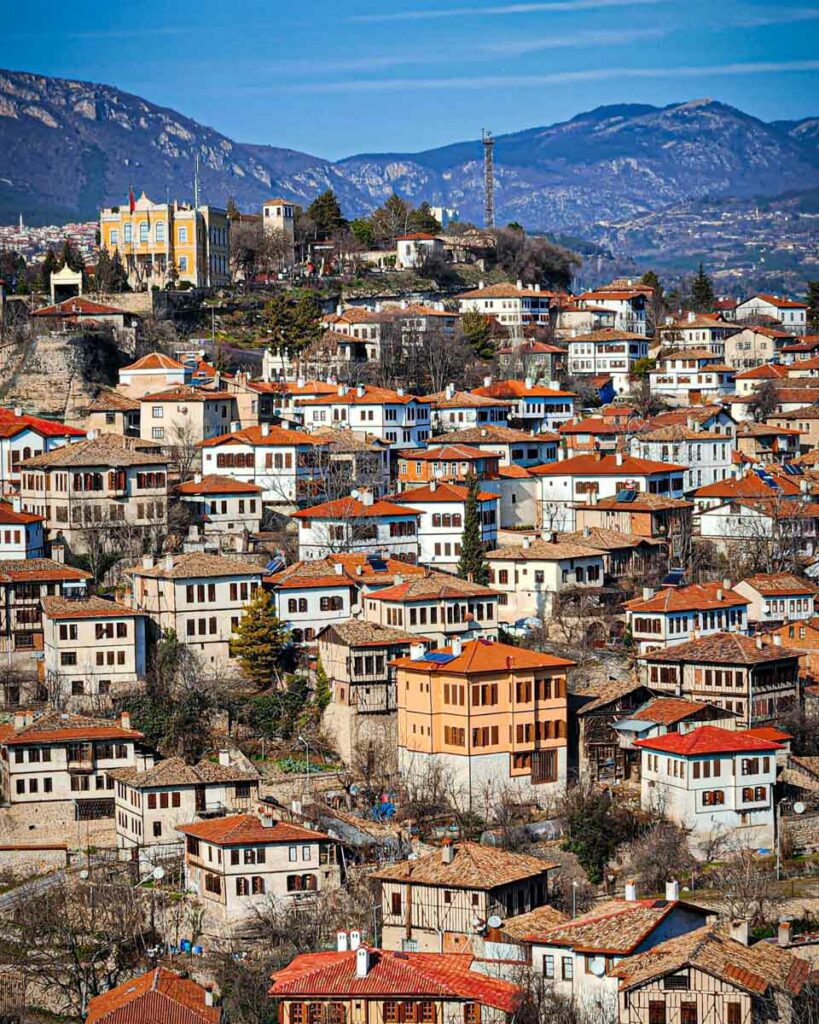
xmin=0 ymin=187 xmax=819 ymax=1024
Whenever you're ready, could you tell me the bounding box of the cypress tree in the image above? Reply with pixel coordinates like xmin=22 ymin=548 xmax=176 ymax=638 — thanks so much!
xmin=230 ymin=589 xmax=290 ymax=690
xmin=456 ymin=473 xmax=489 ymax=586
xmin=314 ymin=658 xmax=331 ymax=712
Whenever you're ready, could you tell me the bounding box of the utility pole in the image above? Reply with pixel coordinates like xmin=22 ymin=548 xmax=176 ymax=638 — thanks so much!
xmin=481 ymin=130 xmax=495 ymax=230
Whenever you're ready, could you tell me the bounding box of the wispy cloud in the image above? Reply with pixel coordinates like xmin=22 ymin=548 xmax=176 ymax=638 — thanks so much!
xmin=285 ymin=58 xmax=819 ymax=94
xmin=736 ymin=7 xmax=819 ymax=29
xmin=350 ymin=0 xmax=665 ymax=24
xmin=481 ymin=25 xmax=667 ymax=56
xmin=67 ymin=27 xmax=191 ymax=39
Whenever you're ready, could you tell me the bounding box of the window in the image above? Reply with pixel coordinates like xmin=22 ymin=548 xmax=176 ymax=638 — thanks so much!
xmin=464 ymin=1007 xmax=480 ymax=1024
xmin=664 ymin=973 xmax=690 ymax=991
xmin=543 ymin=955 xmax=554 ymax=979
xmin=648 ymin=1003 xmax=666 ymax=1024
xmin=179 ymin=226 xmax=188 ymax=243
xmin=391 ymin=892 xmax=402 ymax=916
xmin=153 ymin=821 xmax=162 ymax=837
xmin=562 ymin=957 xmax=573 ymax=980
xmin=236 ymin=876 xmax=250 ymax=896
xmin=139 ymin=221 xmax=149 ymax=243
xmin=155 ymin=221 xmax=165 ymax=242
xmin=680 ymin=1004 xmax=697 ymax=1024
xmin=179 ymin=256 xmax=188 ymax=272
xmin=726 ymin=1005 xmax=741 ymax=1024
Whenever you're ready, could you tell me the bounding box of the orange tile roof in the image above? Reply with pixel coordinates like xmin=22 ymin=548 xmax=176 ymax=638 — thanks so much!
xmin=41 ymin=596 xmax=145 ymax=619
xmin=745 ymin=293 xmax=808 ymax=310
xmin=567 ymin=328 xmax=645 ymax=342
xmin=694 ymin=473 xmax=800 ymax=499
xmin=32 ymin=297 xmax=129 ymax=317
xmin=400 ymin=444 xmax=498 ymax=463
xmin=734 ymin=364 xmax=789 ymax=380
xmin=634 ymin=725 xmax=783 ymax=755
xmin=269 ymin=950 xmax=522 ymax=1012
xmin=140 ymin=386 xmax=234 ymax=403
xmin=527 ymin=898 xmax=699 ymax=954
xmin=200 ymin=424 xmax=323 ymax=448
xmin=529 ymin=453 xmax=686 ymax=476
xmin=472 ymin=379 xmax=574 ymax=399
xmin=176 ymin=813 xmax=327 ymax=845
xmin=392 ymin=637 xmax=573 ymax=674
xmin=121 ymin=353 xmax=186 ymax=372
xmin=0 ymin=558 xmax=91 ymax=584
xmin=630 ymin=697 xmax=721 ymax=725
xmin=624 ymin=582 xmax=749 ymax=613
xmin=0 ymin=409 xmax=85 ymax=439
xmin=86 ymin=968 xmax=221 ymax=1024
xmin=432 ymin=426 xmax=557 ymax=445
xmin=422 ymin=390 xmax=512 ymax=410
xmin=397 ymin=232 xmax=439 ymax=241
xmin=296 ymin=386 xmax=423 ymax=407
xmin=388 ymin=482 xmax=498 ymax=503
xmin=456 ymin=283 xmax=554 ymax=300
xmin=0 ymin=501 xmax=44 ymax=525
xmin=367 ymin=573 xmax=497 ymax=604
xmin=176 ymin=474 xmax=262 ymax=496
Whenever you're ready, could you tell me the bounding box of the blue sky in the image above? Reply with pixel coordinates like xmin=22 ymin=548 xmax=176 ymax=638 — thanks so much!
xmin=2 ymin=0 xmax=818 ymax=159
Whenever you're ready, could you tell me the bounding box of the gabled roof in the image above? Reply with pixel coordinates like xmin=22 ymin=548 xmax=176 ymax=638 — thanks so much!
xmin=84 ymin=387 xmax=141 ymax=413
xmin=574 ymin=493 xmax=693 ymax=512
xmin=527 ymin=898 xmax=703 ymax=955
xmin=456 ymin=282 xmax=553 ymax=300
xmin=0 ymin=558 xmax=90 ymax=584
xmin=639 ymin=631 xmax=801 ymax=666
xmin=21 ymin=434 xmax=167 ymax=469
xmin=624 ymin=582 xmax=749 ymax=614
xmin=528 ymin=453 xmax=686 ymax=476
xmin=291 ymin=497 xmax=420 ymax=520
xmin=318 ymin=619 xmax=428 ymax=648
xmin=366 ymin=573 xmax=497 ymax=603
xmin=487 ymin=538 xmax=603 ymax=561
xmin=392 ymin=637 xmax=573 ymax=674
xmin=734 ymin=363 xmax=789 ymax=381
xmin=121 ymin=353 xmax=186 ymax=372
xmin=0 ymin=408 xmax=85 ymax=439
xmin=630 ymin=697 xmax=731 ymax=725
xmin=108 ymin=756 xmax=258 ymax=788
xmin=472 ymin=379 xmax=574 ymax=399
xmin=269 ymin=949 xmax=522 ymax=1012
xmin=397 ymin=232 xmax=439 ymax=241
xmin=176 ymin=475 xmax=262 ymax=496
xmin=390 ymin=482 xmax=498 ymax=504
xmin=693 ymin=472 xmax=801 ymax=499
xmin=0 ymin=500 xmax=44 ymax=525
xmin=32 ymin=297 xmax=129 ymax=317
xmin=422 ymin=390 xmax=512 ymax=410
xmin=432 ymin=426 xmax=558 ymax=445
xmin=130 ymin=553 xmax=263 ymax=580
xmin=372 ymin=840 xmax=555 ymax=889
xmin=296 ymin=385 xmax=423 ymax=407
xmin=2 ymin=711 xmax=143 ymax=747
xmin=566 ymin=328 xmax=645 ymax=342
xmin=86 ymin=968 xmax=221 ymax=1024
xmin=176 ymin=813 xmax=327 ymax=846
xmin=41 ymin=596 xmax=144 ymax=619
xmin=200 ymin=424 xmax=323 ymax=448
xmin=400 ymin=443 xmax=496 ymax=462
xmin=737 ymin=572 xmax=816 ymax=597
xmin=610 ymin=925 xmax=810 ymax=997
xmin=739 ymin=293 xmax=808 ymax=310
xmin=634 ymin=725 xmax=782 ymax=756
xmin=140 ymin=386 xmax=233 ymax=403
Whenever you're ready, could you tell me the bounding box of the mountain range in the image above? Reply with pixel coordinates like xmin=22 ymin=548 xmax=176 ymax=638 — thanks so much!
xmin=1 ymin=67 xmax=818 ymax=243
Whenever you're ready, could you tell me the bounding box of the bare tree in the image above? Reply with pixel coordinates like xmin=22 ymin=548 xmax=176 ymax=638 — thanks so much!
xmin=617 ymin=822 xmax=694 ymax=896
xmin=170 ymin=419 xmax=202 ymax=481
xmin=711 ymin=845 xmax=777 ymax=925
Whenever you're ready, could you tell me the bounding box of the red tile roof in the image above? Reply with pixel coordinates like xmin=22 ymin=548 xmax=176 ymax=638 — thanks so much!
xmin=734 ymin=364 xmax=789 ymax=381
xmin=0 ymin=409 xmax=85 ymax=439
xmin=624 ymin=582 xmax=749 ymax=614
xmin=472 ymin=379 xmax=574 ymax=399
xmin=176 ymin=475 xmax=262 ymax=496
xmin=176 ymin=813 xmax=327 ymax=845
xmin=3 ymin=711 xmax=142 ymax=747
xmin=0 ymin=558 xmax=91 ymax=584
xmin=140 ymin=386 xmax=234 ymax=403
xmin=291 ymin=497 xmax=420 ymax=520
xmin=634 ymin=725 xmax=783 ymax=756
xmin=32 ymin=297 xmax=129 ymax=317
xmin=200 ymin=424 xmax=323 ymax=448
xmin=388 ymin=482 xmax=498 ymax=503
xmin=738 ymin=572 xmax=816 ymax=597
xmin=630 ymin=697 xmax=724 ymax=725
xmin=296 ymin=386 xmax=423 ymax=407
xmin=743 ymin=293 xmax=808 ymax=310
xmin=86 ymin=968 xmax=221 ymax=1024
xmin=121 ymin=353 xmax=186 ymax=372
xmin=269 ymin=950 xmax=522 ymax=1012
xmin=392 ymin=637 xmax=573 ymax=675
xmin=529 ymin=453 xmax=687 ymax=476
xmin=0 ymin=501 xmax=44 ymax=525
xmin=366 ymin=573 xmax=497 ymax=604
xmin=400 ymin=444 xmax=498 ymax=463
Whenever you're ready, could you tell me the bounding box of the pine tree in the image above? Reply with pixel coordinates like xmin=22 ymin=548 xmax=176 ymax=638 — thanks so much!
xmin=306 ymin=190 xmax=345 ymax=239
xmin=230 ymin=590 xmax=290 ymax=689
xmin=689 ymin=263 xmax=715 ymax=313
xmin=263 ymin=292 xmax=323 ymax=357
xmin=461 ymin=310 xmax=495 ymax=359
xmin=806 ymin=280 xmax=819 ymax=332
xmin=408 ymin=201 xmax=441 ymax=234
xmin=39 ymin=248 xmax=58 ymax=293
xmin=314 ymin=658 xmax=331 ymax=712
xmin=456 ymin=473 xmax=489 ymax=586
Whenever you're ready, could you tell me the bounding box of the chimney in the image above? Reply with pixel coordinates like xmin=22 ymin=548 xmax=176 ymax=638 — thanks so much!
xmin=141 ymin=554 xmax=155 ymax=570
xmin=357 ymin=385 xmax=365 ymax=398
xmin=665 ymin=879 xmax=680 ymax=902
xmin=218 ymin=749 xmax=231 ymax=766
xmin=480 ymin=428 xmax=487 ymax=437
xmin=483 ymin=376 xmax=492 ymax=388
xmin=338 ymin=384 xmax=348 ymax=397
xmin=583 ymin=525 xmax=591 ymax=538
xmin=204 ymin=989 xmax=214 ymax=1008
xmin=522 ymin=536 xmax=531 ymax=549
xmin=716 ymin=588 xmax=723 ymax=602
xmin=756 ymin=636 xmax=763 ymax=649
xmin=336 ymin=304 xmax=343 ymax=316
xmin=360 ymin=489 xmax=374 ymax=507
xmin=524 ymin=377 xmax=533 ymax=390
xmin=430 ymin=480 xmax=437 ymax=492
xmin=774 ymin=634 xmax=782 ymax=646
xmin=193 ymin=472 xmax=202 ymax=485
xmin=164 ymin=553 xmax=174 ymax=572
xmin=337 ymin=930 xmax=349 ymax=952
xmin=534 ymin=283 xmax=541 ymax=293
xmin=355 ymin=947 xmax=370 ymax=978
xmin=730 ymin=920 xmax=751 ymax=946
xmin=230 ymin=421 xmax=241 ymax=433
xmin=13 ymin=709 xmax=33 ymax=731
xmin=778 ymin=920 xmax=793 ymax=948
xmin=451 ymin=636 xmax=463 ymax=657
xmin=335 ymin=563 xmax=344 ymax=575
xmin=349 ymin=929 xmax=362 ymax=951
xmin=687 ymin=416 xmax=697 ymax=431
xmin=13 ymin=407 xmax=22 ymax=418
xmin=397 ymin=387 xmax=405 ymax=397
xmin=11 ymin=496 xmax=21 ymax=513
xmin=445 ymin=383 xmax=455 ymax=401
xmin=688 ymin=311 xmax=696 ymax=323
xmin=516 ymin=280 xmax=523 ymax=291
xmin=642 ymin=586 xmax=654 ymax=602
xmin=624 ymin=880 xmax=637 ymax=902
xmin=723 ymin=577 xmax=732 ymax=590
xmin=410 ymin=642 xmax=425 ymax=661
xmin=441 ymin=839 xmax=455 ymax=863
xmin=261 ymin=422 xmax=271 ymax=437
xmin=297 ymin=377 xmax=306 ymax=388
xmin=615 ymin=452 xmax=624 ymax=466
xmin=119 ymin=711 xmax=131 ymax=731
xmin=394 ymin=574 xmax=404 ymax=586
xmin=478 ymin=280 xmax=485 ymax=290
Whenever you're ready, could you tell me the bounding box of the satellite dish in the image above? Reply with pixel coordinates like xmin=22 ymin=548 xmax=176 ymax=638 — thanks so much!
xmin=152 ymin=866 xmax=166 ymax=881
xmin=79 ymin=869 xmax=89 ymax=881
xmin=588 ymin=956 xmax=606 ymax=977
xmin=794 ymin=802 xmax=806 ymax=815
xmin=487 ymin=915 xmax=503 ymax=929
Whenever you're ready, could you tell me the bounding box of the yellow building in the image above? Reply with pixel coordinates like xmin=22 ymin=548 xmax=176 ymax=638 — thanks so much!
xmin=99 ymin=192 xmax=230 ymax=290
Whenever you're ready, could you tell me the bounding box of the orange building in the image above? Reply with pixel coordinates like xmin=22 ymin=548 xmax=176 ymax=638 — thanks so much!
xmin=394 ymin=637 xmax=573 ymax=804
xmin=397 ymin=444 xmax=501 ymax=489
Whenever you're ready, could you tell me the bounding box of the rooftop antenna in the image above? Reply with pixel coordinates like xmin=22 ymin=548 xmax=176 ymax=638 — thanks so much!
xmin=482 ymin=129 xmax=495 ymax=229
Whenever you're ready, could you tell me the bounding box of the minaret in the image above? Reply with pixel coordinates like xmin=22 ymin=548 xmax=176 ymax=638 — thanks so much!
xmin=18 ymin=213 xmax=23 ymax=231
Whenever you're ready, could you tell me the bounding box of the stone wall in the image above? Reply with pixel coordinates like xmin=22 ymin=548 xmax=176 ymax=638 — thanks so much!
xmin=0 ymin=800 xmax=117 ymax=850
xmin=782 ymin=809 xmax=819 ymax=853
xmin=0 ymin=843 xmax=69 ymax=880
xmin=322 ymin=703 xmax=397 ymax=769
